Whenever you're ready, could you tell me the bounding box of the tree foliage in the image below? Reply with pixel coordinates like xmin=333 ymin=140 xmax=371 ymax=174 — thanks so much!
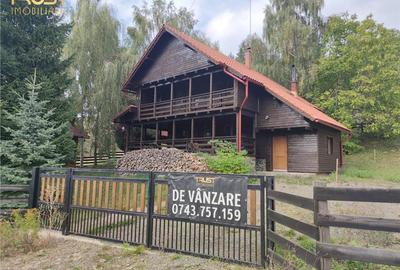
xmin=308 ymin=15 xmax=400 ymax=138
xmin=0 ymin=1 xmax=75 ymax=162
xmin=64 ymin=0 xmax=131 ymax=157
xmin=263 ymin=0 xmax=324 ymax=91
xmin=127 ymin=0 xmax=218 ymax=55
xmin=237 ymin=0 xmax=324 ymax=93
xmin=1 ymin=72 xmax=64 ymax=184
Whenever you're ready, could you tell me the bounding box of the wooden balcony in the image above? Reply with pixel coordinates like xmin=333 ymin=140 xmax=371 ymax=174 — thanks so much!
xmin=139 ymin=88 xmax=234 ymax=119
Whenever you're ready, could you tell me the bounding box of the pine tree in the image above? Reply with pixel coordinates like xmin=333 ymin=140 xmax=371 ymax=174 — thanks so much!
xmin=1 ymin=71 xmax=64 ymax=184
xmin=0 ymin=0 xmax=75 ymax=163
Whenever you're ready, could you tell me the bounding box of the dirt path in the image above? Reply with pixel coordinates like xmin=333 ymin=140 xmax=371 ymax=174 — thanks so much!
xmin=1 ymin=231 xmax=262 ymax=270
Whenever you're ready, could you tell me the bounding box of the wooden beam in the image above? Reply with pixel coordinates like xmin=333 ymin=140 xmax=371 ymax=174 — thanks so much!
xmin=138 ymin=89 xmax=141 ymax=120
xmin=209 ymin=72 xmax=213 ymax=109
xmin=267 ymin=190 xmax=314 ymax=211
xmin=188 ymin=77 xmax=192 ymax=112
xmin=153 ymin=86 xmax=156 ymax=117
xmin=233 ymin=79 xmax=238 ymax=108
xmin=191 ymin=118 xmax=194 ymax=143
xmin=155 ymin=122 xmax=158 ymax=144
xmin=317 ymin=214 xmax=400 ymax=233
xmin=172 ymin=119 xmax=175 ymax=147
xmin=212 ymin=115 xmax=215 ymax=139
xmin=314 ymin=187 xmax=400 ymax=203
xmin=170 ymin=83 xmax=173 ymax=114
xmin=140 ymin=124 xmax=143 ymax=148
xmin=317 ymin=243 xmax=400 ymax=266
xmin=314 ymin=181 xmax=331 ymax=270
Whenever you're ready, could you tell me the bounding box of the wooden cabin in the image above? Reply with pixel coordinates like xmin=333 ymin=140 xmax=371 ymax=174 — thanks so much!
xmin=114 ymin=25 xmax=350 ymax=173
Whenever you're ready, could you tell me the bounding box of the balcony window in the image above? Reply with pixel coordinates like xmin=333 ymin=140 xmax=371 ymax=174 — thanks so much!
xmin=173 ymin=79 xmax=189 ymax=98
xmin=212 ymin=71 xmax=233 ymax=91
xmin=192 ymin=74 xmax=210 ymax=96
xmin=156 ymin=84 xmax=171 ymax=102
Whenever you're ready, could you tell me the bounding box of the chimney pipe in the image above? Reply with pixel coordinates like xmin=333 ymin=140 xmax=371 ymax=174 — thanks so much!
xmin=244 ymin=47 xmax=252 ymax=68
xmin=290 ymin=64 xmax=298 ymax=96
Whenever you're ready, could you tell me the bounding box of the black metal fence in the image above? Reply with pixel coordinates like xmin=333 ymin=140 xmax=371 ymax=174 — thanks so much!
xmin=30 ymin=167 xmax=272 ymax=267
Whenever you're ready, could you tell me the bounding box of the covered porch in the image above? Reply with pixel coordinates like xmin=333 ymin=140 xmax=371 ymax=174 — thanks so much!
xmin=124 ymin=113 xmax=255 ymax=155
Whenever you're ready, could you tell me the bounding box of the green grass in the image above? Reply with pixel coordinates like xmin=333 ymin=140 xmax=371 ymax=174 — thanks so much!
xmin=341 ymin=142 xmax=400 ymax=182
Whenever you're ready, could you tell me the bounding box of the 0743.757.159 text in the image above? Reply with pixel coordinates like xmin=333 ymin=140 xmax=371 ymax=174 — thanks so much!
xmin=171 ymin=203 xmax=241 ymax=222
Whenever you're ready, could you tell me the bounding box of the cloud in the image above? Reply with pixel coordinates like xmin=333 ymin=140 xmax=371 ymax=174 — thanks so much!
xmin=204 ymin=0 xmax=265 ymax=54
xmin=65 ymin=0 xmax=400 ymax=56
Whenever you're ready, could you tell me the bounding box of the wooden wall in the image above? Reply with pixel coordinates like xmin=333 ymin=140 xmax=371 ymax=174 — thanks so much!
xmin=317 ymin=125 xmax=341 ymax=172
xmin=257 ymin=91 xmax=310 ymax=129
xmin=287 ymin=133 xmax=319 ymax=173
xmin=256 ymin=130 xmax=319 ymax=173
xmin=137 ymin=33 xmax=213 ymax=85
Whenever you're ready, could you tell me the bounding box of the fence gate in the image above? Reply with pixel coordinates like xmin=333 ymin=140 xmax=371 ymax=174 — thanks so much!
xmin=31 ymin=167 xmax=272 ymax=267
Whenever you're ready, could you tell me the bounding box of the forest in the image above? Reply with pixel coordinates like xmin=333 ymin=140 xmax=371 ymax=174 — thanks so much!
xmin=1 ymin=0 xmax=399 ymax=184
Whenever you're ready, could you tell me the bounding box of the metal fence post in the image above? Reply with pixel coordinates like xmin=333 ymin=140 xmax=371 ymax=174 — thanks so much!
xmin=314 ymin=181 xmax=331 ymax=270
xmin=260 ymin=176 xmax=267 ymax=267
xmin=62 ymin=168 xmax=74 ymax=235
xmin=29 ymin=167 xmax=40 ymax=208
xmin=266 ymin=176 xmax=275 ymax=264
xmin=146 ymin=172 xmax=156 ymax=248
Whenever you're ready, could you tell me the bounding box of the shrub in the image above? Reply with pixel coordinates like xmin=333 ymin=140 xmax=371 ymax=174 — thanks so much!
xmin=343 ymin=140 xmax=364 ymax=154
xmin=0 ymin=209 xmax=40 ymax=257
xmin=202 ymin=140 xmax=253 ymax=174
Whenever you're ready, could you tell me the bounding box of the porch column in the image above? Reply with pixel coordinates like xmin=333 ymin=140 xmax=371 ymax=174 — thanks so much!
xmin=153 ymin=86 xmax=156 ymax=117
xmin=138 ymin=90 xmax=141 ymax=121
xmin=191 ymin=118 xmax=194 ymax=143
xmin=170 ymin=83 xmax=173 ymax=115
xmin=140 ymin=124 xmax=143 ymax=149
xmin=188 ymin=78 xmax=192 ymax=112
xmin=236 ymin=112 xmax=241 ymax=151
xmin=212 ymin=115 xmax=215 ymax=139
xmin=155 ymin=122 xmax=159 ymax=145
xmin=79 ymin=138 xmax=84 ymax=168
xmin=172 ymin=119 xmax=176 ymax=147
xmin=124 ymin=125 xmax=129 ymax=153
xmin=209 ymin=73 xmax=213 ymax=109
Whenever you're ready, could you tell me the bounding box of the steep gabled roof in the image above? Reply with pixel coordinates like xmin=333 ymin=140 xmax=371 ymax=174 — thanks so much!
xmin=122 ymin=25 xmax=350 ymax=133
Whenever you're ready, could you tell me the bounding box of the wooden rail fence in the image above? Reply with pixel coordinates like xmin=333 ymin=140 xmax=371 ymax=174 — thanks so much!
xmin=0 ymin=184 xmax=30 ymax=214
xmin=75 ymin=151 xmax=124 ymax=167
xmin=314 ymin=185 xmax=400 ymax=269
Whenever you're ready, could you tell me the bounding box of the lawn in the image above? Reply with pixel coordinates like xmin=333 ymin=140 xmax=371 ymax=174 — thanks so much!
xmin=341 ymin=142 xmax=400 ymax=182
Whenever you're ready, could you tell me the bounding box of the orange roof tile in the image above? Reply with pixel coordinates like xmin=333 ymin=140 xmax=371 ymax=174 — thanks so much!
xmin=124 ymin=25 xmax=350 ymax=133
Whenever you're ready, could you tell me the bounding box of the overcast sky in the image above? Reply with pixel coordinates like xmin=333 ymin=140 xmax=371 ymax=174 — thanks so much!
xmin=66 ymin=0 xmax=400 ymax=55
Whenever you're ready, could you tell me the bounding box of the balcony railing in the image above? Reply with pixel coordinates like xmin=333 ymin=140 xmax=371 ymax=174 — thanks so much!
xmin=140 ymin=88 xmax=234 ymax=119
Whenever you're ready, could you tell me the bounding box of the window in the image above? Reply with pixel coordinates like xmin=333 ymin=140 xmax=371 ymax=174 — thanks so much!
xmin=327 ymin=137 xmax=334 ymax=155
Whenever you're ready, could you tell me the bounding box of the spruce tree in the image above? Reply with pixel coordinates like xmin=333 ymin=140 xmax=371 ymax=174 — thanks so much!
xmin=0 ymin=1 xmax=75 ymax=163
xmin=1 ymin=71 xmax=63 ymax=184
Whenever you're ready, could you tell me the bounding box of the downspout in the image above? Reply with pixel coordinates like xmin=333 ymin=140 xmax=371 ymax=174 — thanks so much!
xmin=222 ymin=66 xmax=248 ymax=151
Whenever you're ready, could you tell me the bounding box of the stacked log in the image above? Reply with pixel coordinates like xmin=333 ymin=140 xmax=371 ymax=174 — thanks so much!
xmin=116 ymin=148 xmax=209 ymax=172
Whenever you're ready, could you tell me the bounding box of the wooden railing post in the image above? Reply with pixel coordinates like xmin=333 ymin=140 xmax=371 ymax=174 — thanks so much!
xmin=260 ymin=176 xmax=267 ymax=267
xmin=29 ymin=167 xmax=40 ymax=208
xmin=62 ymin=168 xmax=74 ymax=235
xmin=146 ymin=172 xmax=155 ymax=248
xmin=314 ymin=181 xmax=331 ymax=270
xmin=266 ymin=176 xmax=275 ymax=263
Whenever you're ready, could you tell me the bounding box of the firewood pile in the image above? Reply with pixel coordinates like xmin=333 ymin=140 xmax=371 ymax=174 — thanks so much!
xmin=116 ymin=148 xmax=209 ymax=172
